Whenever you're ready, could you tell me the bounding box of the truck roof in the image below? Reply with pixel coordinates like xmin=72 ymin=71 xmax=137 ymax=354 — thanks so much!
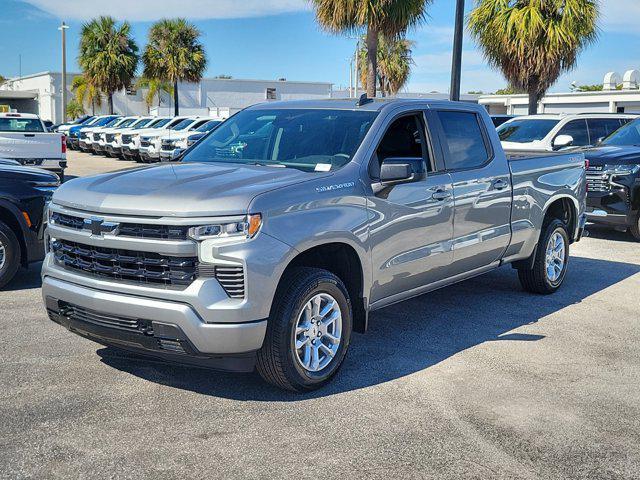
xmin=250 ymin=98 xmax=484 ymax=113
xmin=0 ymin=112 xmax=40 ymax=119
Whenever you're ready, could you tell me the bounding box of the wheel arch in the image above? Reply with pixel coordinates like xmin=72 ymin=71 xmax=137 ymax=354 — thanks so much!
xmin=0 ymin=200 xmax=28 ymax=266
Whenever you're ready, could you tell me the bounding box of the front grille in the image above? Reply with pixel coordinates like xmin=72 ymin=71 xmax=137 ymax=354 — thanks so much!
xmin=92 ymin=133 xmax=101 ymax=141
xmin=122 ymin=134 xmax=132 ymax=144
xmin=586 ymin=176 xmax=611 ymax=192
xmin=50 ymin=212 xmax=190 ymax=240
xmin=80 ymin=132 xmax=89 ymax=140
xmin=51 ymin=239 xmax=198 ymax=287
xmin=161 ymin=140 xmax=176 ymax=151
xmin=105 ymin=134 xmax=115 ymax=143
xmin=140 ymin=138 xmax=152 ymax=148
xmin=56 ymin=302 xmax=153 ymax=335
xmin=198 ymin=264 xmax=245 ymax=298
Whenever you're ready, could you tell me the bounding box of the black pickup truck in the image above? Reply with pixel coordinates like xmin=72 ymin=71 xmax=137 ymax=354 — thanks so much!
xmin=584 ymin=118 xmax=640 ymax=240
xmin=0 ymin=163 xmax=59 ymax=287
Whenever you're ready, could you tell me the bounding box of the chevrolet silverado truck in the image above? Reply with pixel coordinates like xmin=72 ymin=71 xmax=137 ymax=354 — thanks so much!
xmin=583 ymin=117 xmax=640 ymax=239
xmin=42 ymin=99 xmax=587 ymax=391
xmin=0 ymin=113 xmax=67 ymax=180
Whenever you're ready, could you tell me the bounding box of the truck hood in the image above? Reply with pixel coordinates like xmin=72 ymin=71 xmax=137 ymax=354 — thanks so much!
xmin=52 ymin=162 xmax=323 ymax=217
xmin=582 ymin=145 xmax=640 ymax=166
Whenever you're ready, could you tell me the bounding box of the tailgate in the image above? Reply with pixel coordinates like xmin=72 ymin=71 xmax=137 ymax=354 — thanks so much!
xmin=0 ymin=132 xmax=63 ymax=159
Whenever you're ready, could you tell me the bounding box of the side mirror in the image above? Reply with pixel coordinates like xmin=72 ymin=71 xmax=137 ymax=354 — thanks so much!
xmin=171 ymin=148 xmax=185 ymax=161
xmin=379 ymin=157 xmax=424 ymax=185
xmin=553 ymin=134 xmax=574 ymax=149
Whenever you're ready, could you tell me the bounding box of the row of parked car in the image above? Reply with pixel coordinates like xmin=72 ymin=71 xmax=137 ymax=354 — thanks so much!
xmin=57 ymin=114 xmax=223 ymax=163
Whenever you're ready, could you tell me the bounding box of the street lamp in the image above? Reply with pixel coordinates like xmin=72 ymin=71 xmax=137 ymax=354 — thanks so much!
xmin=58 ymin=22 xmax=69 ymax=122
xmin=449 ymin=0 xmax=465 ymax=101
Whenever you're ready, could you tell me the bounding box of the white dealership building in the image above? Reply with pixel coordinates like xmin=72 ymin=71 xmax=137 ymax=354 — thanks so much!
xmin=0 ymin=71 xmax=333 ymax=123
xmin=480 ymin=70 xmax=640 ymax=115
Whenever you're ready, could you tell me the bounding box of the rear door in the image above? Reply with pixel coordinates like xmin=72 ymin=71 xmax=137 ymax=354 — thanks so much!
xmin=431 ymin=108 xmax=512 ymax=276
xmin=0 ymin=116 xmax=61 ymax=160
xmin=587 ymin=118 xmax=625 ymax=144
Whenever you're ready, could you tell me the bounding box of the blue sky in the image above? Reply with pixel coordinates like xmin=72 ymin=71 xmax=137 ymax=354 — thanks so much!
xmin=1 ymin=0 xmax=638 ymax=94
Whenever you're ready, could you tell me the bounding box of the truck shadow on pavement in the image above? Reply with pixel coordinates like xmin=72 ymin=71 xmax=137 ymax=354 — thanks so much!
xmin=96 ymin=254 xmax=640 ymax=401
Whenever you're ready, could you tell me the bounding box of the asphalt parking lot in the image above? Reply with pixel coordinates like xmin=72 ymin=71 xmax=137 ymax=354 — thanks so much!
xmin=2 ymin=151 xmax=639 ymax=479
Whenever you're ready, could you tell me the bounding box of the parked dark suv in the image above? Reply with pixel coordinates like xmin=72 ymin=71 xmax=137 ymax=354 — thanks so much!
xmin=0 ymin=163 xmax=59 ymax=287
xmin=584 ymin=118 xmax=640 ymax=240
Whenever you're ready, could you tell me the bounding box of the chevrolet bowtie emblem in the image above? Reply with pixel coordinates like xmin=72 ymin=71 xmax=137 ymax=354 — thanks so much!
xmin=82 ymin=218 xmax=119 ymax=236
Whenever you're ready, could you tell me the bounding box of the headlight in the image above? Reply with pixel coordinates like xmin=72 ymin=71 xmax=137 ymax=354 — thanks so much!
xmin=188 ymin=214 xmax=262 ymax=241
xmin=604 ymin=164 xmax=640 ymax=176
xmin=31 ymin=180 xmax=60 ymax=193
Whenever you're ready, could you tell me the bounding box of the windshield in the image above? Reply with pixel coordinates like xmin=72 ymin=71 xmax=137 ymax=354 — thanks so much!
xmin=131 ymin=118 xmax=152 ymax=129
xmin=146 ymin=118 xmax=171 ymax=129
xmin=116 ymin=118 xmax=136 ymax=129
xmin=171 ymin=119 xmax=196 ymax=131
xmin=497 ymin=119 xmax=560 ymax=143
xmin=197 ymin=120 xmax=221 ymax=132
xmin=0 ymin=118 xmax=44 ymax=132
xmin=182 ymin=109 xmax=378 ymax=172
xmin=601 ymin=119 xmax=640 ymax=146
xmin=103 ymin=118 xmax=121 ymax=127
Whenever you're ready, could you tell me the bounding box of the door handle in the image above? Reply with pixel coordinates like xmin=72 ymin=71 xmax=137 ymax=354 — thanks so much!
xmin=493 ymin=179 xmax=509 ymax=190
xmin=431 ymin=190 xmax=452 ymax=201
xmin=23 ymin=134 xmax=35 ymax=138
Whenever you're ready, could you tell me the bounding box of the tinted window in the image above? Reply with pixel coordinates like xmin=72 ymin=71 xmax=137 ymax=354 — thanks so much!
xmin=183 ymin=109 xmax=377 ymax=172
xmin=0 ymin=118 xmax=44 ymax=132
xmin=373 ymin=114 xmax=429 ymax=174
xmin=437 ymin=111 xmax=489 ymax=170
xmin=587 ymin=119 xmax=623 ymax=144
xmin=555 ymin=119 xmax=589 ymax=147
xmin=196 ymin=120 xmax=221 ymax=132
xmin=601 ymin=119 xmax=640 ymax=146
xmin=497 ymin=119 xmax=560 ymax=143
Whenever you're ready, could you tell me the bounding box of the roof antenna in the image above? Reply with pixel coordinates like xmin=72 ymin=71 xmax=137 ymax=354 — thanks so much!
xmin=356 ymin=93 xmax=373 ymax=107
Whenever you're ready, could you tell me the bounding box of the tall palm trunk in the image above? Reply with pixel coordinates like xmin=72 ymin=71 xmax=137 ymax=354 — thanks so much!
xmin=365 ymin=26 xmax=378 ymax=98
xmin=527 ymin=76 xmax=540 ymax=115
xmin=108 ymin=93 xmax=114 ymax=114
xmin=173 ymin=81 xmax=179 ymax=116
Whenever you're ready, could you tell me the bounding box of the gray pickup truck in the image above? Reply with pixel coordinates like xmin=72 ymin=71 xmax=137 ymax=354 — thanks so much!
xmin=42 ymin=99 xmax=587 ymax=391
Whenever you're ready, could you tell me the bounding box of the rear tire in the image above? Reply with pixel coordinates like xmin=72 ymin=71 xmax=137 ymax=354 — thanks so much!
xmin=518 ymin=219 xmax=569 ymax=295
xmin=0 ymin=221 xmax=21 ymax=290
xmin=256 ymin=267 xmax=352 ymax=392
xmin=630 ymin=213 xmax=640 ymax=241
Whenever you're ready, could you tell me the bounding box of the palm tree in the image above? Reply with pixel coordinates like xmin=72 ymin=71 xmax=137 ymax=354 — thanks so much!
xmin=468 ymin=0 xmax=599 ymax=114
xmin=66 ymin=99 xmax=85 ymax=120
xmin=136 ymin=76 xmax=174 ymax=112
xmin=78 ymin=16 xmax=139 ymax=114
xmin=142 ymin=19 xmax=207 ymax=115
xmin=359 ymin=34 xmax=414 ymax=97
xmin=71 ymin=74 xmax=102 ymax=115
xmin=310 ymin=0 xmax=429 ymax=98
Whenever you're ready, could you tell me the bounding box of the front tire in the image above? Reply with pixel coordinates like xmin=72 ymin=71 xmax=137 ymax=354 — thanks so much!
xmin=256 ymin=267 xmax=353 ymax=392
xmin=0 ymin=221 xmax=21 ymax=290
xmin=518 ymin=219 xmax=569 ymax=294
xmin=630 ymin=213 xmax=640 ymax=241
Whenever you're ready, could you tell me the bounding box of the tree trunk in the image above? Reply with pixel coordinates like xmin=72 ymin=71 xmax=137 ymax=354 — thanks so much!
xmin=108 ymin=94 xmax=114 ymax=115
xmin=174 ymin=81 xmax=179 ymax=116
xmin=365 ymin=26 xmax=378 ymax=98
xmin=527 ymin=90 xmax=539 ymax=115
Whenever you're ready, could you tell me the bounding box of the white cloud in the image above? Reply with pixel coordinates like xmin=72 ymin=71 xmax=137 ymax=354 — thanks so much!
xmin=20 ymin=0 xmax=309 ymax=21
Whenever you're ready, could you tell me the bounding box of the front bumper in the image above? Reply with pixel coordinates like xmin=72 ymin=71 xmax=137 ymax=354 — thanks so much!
xmin=105 ymin=144 xmax=122 ymax=155
xmin=586 ymin=191 xmax=637 ymax=228
xmin=44 ymin=284 xmax=263 ymax=372
xmin=139 ymin=146 xmax=160 ymax=161
xmin=15 ymin=159 xmax=66 ymax=172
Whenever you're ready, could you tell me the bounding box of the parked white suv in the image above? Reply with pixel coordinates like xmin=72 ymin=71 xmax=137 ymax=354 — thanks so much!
xmin=497 ymin=113 xmax=636 ymax=151
xmin=159 ymin=119 xmax=223 ymax=161
xmin=138 ymin=116 xmax=196 ymax=162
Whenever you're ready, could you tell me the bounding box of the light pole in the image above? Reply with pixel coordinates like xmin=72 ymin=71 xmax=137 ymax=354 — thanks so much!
xmin=58 ymin=22 xmax=69 ymax=122
xmin=449 ymin=0 xmax=465 ymax=101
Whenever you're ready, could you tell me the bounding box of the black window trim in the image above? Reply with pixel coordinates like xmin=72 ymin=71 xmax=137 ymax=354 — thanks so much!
xmin=431 ymin=108 xmax=495 ymax=173
xmin=368 ymin=109 xmax=440 ymax=181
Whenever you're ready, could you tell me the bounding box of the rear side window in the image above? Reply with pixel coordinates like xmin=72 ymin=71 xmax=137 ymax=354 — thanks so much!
xmin=436 ymin=111 xmax=490 ymax=170
xmin=0 ymin=118 xmax=44 ymax=132
xmin=556 ymin=119 xmax=589 ymax=147
xmin=587 ymin=119 xmax=623 ymax=144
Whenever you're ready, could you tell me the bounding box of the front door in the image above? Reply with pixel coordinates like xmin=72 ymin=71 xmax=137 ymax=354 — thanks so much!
xmin=368 ymin=112 xmax=454 ymax=304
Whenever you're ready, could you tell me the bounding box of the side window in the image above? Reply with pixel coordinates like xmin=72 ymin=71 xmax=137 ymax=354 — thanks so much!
xmin=556 ymin=119 xmax=589 ymax=147
xmin=587 ymin=119 xmax=624 ymax=144
xmin=436 ymin=111 xmax=490 ymax=170
xmin=371 ymin=114 xmax=430 ymax=178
